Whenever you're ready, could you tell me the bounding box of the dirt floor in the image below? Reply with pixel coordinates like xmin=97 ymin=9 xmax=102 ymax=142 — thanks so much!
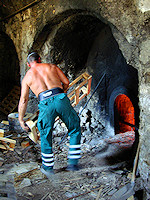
xmin=0 ymin=125 xmax=143 ymax=200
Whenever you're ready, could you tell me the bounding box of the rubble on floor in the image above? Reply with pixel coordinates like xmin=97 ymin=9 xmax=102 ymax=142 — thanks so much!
xmin=0 ymin=107 xmax=143 ymax=200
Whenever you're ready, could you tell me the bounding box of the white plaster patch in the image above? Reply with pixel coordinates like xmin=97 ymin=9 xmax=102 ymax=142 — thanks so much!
xmin=138 ymin=0 xmax=150 ymax=13
xmin=139 ymin=39 xmax=150 ymax=64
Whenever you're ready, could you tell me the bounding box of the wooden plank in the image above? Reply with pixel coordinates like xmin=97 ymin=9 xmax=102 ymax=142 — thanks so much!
xmin=79 ymin=93 xmax=87 ymax=102
xmin=127 ymin=196 xmax=134 ymax=200
xmin=67 ymin=73 xmax=92 ymax=107
xmin=0 ymin=144 xmax=14 ymax=151
xmin=67 ymin=90 xmax=75 ymax=98
xmin=26 ymin=120 xmax=38 ymax=143
xmin=0 ymin=129 xmax=4 ymax=137
xmin=80 ymin=86 xmax=87 ymax=94
xmin=76 ymin=79 xmax=88 ymax=90
xmin=75 ymin=87 xmax=80 ymax=105
xmin=1 ymin=121 xmax=9 ymax=125
xmin=2 ymin=141 xmax=14 ymax=151
xmin=0 ymin=137 xmax=16 ymax=144
xmin=0 ymin=133 xmax=4 ymax=137
xmin=87 ymin=75 xmax=92 ymax=95
xmin=69 ymin=94 xmax=76 ymax=101
xmin=9 ymin=143 xmax=16 ymax=148
xmin=71 ymin=102 xmax=76 ymax=107
xmin=82 ymin=72 xmax=89 ymax=79
xmin=68 ymin=73 xmax=85 ymax=89
xmin=28 ymin=111 xmax=39 ymax=121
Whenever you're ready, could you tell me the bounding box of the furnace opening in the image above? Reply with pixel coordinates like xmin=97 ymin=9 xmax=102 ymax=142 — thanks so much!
xmin=114 ymin=94 xmax=135 ymax=134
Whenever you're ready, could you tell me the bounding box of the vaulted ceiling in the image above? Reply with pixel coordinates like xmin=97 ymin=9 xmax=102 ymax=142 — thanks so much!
xmin=0 ymin=0 xmax=41 ymax=21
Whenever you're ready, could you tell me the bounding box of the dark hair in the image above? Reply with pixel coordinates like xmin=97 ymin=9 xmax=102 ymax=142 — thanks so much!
xmin=27 ymin=52 xmax=40 ymax=63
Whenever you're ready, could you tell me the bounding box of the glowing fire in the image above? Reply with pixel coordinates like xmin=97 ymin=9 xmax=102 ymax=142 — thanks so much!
xmin=114 ymin=94 xmax=135 ymax=134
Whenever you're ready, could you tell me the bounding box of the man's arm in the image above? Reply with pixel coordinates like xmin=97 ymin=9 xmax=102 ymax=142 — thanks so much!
xmin=56 ymin=66 xmax=69 ymax=92
xmin=18 ymin=78 xmax=29 ymax=131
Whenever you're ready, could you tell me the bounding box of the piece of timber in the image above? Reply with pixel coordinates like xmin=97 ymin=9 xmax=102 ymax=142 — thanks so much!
xmin=0 ymin=144 xmax=14 ymax=151
xmin=1 ymin=120 xmax=9 ymax=125
xmin=0 ymin=137 xmax=16 ymax=151
xmin=26 ymin=120 xmax=38 ymax=143
xmin=0 ymin=129 xmax=4 ymax=137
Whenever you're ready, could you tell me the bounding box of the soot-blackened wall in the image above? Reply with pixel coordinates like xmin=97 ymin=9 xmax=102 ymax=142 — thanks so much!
xmin=86 ymin=26 xmax=139 ymax=134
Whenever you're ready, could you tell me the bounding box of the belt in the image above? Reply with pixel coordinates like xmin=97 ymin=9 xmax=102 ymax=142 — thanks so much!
xmin=38 ymin=87 xmax=64 ymax=101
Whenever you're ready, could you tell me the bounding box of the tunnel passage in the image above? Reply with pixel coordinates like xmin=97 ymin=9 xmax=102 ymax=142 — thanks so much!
xmin=0 ymin=32 xmax=20 ymax=102
xmin=0 ymin=32 xmax=20 ymax=119
xmin=114 ymin=94 xmax=135 ymax=134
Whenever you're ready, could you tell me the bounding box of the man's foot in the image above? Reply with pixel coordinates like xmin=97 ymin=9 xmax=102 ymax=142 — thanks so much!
xmin=40 ymin=166 xmax=54 ymax=179
xmin=66 ymin=164 xmax=80 ymax=171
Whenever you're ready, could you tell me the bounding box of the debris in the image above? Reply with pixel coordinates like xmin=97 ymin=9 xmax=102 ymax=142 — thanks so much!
xmin=14 ymin=168 xmax=38 ymax=183
xmin=0 ymin=157 xmax=4 ymax=166
xmin=19 ymin=178 xmax=32 ymax=189
xmin=21 ymin=141 xmax=30 ymax=148
xmin=0 ymin=174 xmax=16 ymax=199
xmin=0 ymin=129 xmax=4 ymax=137
xmin=25 ymin=192 xmax=34 ymax=198
xmin=1 ymin=120 xmax=9 ymax=125
xmin=66 ymin=186 xmax=102 ymax=200
xmin=26 ymin=119 xmax=39 ymax=143
xmin=0 ymin=136 xmax=16 ymax=151
xmin=96 ymin=187 xmax=102 ymax=200
xmin=41 ymin=192 xmax=49 ymax=200
xmin=105 ymin=131 xmax=135 ymax=147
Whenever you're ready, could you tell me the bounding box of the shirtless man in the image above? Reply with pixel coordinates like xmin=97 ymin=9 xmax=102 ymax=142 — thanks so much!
xmin=18 ymin=52 xmax=81 ymax=177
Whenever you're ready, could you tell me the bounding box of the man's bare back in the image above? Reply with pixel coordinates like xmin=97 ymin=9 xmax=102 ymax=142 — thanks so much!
xmin=25 ymin=63 xmax=69 ymax=97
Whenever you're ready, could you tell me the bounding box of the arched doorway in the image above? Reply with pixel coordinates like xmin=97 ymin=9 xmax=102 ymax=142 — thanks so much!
xmin=0 ymin=31 xmax=20 ymax=119
xmin=0 ymin=32 xmax=20 ymax=101
xmin=114 ymin=94 xmax=135 ymax=134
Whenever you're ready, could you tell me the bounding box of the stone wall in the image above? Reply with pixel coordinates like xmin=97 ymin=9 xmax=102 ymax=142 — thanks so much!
xmin=1 ymin=0 xmax=150 ymax=198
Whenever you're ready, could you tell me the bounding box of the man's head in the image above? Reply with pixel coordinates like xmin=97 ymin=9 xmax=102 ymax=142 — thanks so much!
xmin=27 ymin=52 xmax=41 ymax=64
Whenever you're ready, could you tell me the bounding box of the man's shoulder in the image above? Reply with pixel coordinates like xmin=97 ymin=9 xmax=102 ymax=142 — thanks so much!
xmin=42 ymin=63 xmax=57 ymax=70
xmin=45 ymin=63 xmax=56 ymax=67
xmin=22 ymin=69 xmax=33 ymax=84
xmin=39 ymin=63 xmax=53 ymax=67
